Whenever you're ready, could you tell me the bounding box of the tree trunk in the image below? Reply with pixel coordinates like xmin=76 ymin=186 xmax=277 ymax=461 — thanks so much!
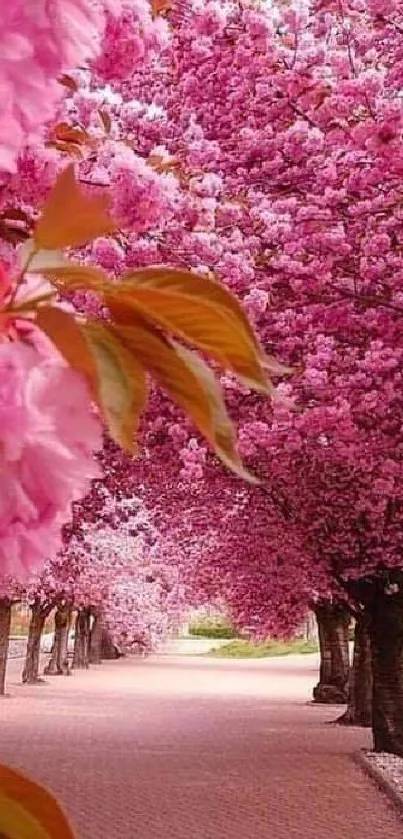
xmin=72 ymin=609 xmax=90 ymax=670
xmin=0 ymin=600 xmax=11 ymax=696
xmin=44 ymin=604 xmax=72 ymax=676
xmin=367 ymin=580 xmax=403 ymax=756
xmin=313 ymin=603 xmax=350 ymax=704
xmin=89 ymin=611 xmax=103 ymax=664
xmin=22 ymin=602 xmax=52 ymax=684
xmin=336 ymin=614 xmax=372 ymax=726
xmin=101 ymin=628 xmax=121 ymax=660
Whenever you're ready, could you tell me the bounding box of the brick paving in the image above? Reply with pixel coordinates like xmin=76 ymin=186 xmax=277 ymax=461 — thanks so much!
xmin=1 ymin=654 xmax=402 ymax=838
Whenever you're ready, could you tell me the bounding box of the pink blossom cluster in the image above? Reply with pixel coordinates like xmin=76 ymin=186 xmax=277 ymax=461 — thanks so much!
xmin=0 ymin=333 xmax=102 ymax=581
xmin=0 ymin=0 xmax=120 ymax=173
xmin=117 ymin=0 xmax=403 ymax=634
xmin=107 ymin=144 xmax=177 ymax=233
xmin=0 ymin=0 xmax=181 ymax=590
xmin=92 ymin=0 xmax=169 ymax=82
xmin=62 ymin=491 xmax=184 ymax=651
xmin=5 ymin=0 xmax=403 ymax=641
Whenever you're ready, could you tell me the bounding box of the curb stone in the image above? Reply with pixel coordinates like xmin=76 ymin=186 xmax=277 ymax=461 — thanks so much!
xmin=355 ymin=749 xmax=403 ymax=819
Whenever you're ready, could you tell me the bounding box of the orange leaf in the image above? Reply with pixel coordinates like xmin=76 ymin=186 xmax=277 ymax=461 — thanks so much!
xmin=117 ymin=321 xmax=223 ymax=438
xmin=0 ymin=764 xmax=75 ymax=838
xmin=99 ymin=110 xmax=112 ymax=134
xmin=35 ymin=306 xmax=98 ymax=395
xmin=58 ymin=74 xmax=78 ymax=93
xmin=36 ymin=307 xmax=146 ymax=449
xmin=121 ymin=266 xmax=263 ymax=350
xmin=151 ymin=0 xmax=172 ymax=15
xmin=116 ymin=320 xmax=257 ymax=480
xmin=107 ymin=275 xmax=269 ymax=391
xmin=147 ymin=154 xmax=179 ymax=175
xmin=34 ymin=164 xmax=116 ymax=250
xmin=51 ymin=123 xmax=90 ymax=146
xmin=173 ymin=341 xmax=258 ymax=482
xmin=39 ymin=262 xmax=108 ymax=294
xmin=84 ymin=322 xmax=147 ymax=450
xmin=118 ymin=268 xmax=292 ymax=379
xmin=45 ymin=140 xmax=84 ymax=158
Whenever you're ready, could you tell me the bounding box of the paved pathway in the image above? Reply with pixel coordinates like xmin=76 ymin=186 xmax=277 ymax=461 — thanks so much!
xmin=1 ymin=654 xmax=402 ymax=838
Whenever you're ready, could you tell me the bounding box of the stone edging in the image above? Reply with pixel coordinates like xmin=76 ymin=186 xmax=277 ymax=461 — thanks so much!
xmin=354 ymin=749 xmax=403 ymax=818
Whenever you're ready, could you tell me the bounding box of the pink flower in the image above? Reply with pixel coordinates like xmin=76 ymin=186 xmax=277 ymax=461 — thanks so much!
xmin=0 ymin=263 xmax=12 ymax=309
xmin=0 ymin=0 xmax=109 ymax=172
xmin=92 ymin=236 xmax=125 ymax=273
xmin=93 ymin=0 xmax=168 ymax=82
xmin=0 ymin=339 xmax=102 ymax=580
xmin=109 ymin=146 xmax=176 ymax=232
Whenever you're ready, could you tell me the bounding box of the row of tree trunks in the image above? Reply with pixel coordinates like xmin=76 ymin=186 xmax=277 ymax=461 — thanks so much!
xmin=2 ymin=589 xmax=403 ymax=755
xmin=314 ymin=582 xmax=403 ymax=757
xmin=313 ymin=606 xmax=373 ymax=728
xmin=329 ymin=577 xmax=403 ymax=756
xmin=0 ymin=601 xmax=118 ymax=696
xmin=26 ymin=592 xmax=403 ymax=757
xmin=313 ymin=604 xmax=350 ymax=704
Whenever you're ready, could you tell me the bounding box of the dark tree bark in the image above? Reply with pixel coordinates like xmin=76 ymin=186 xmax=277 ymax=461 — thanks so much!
xmin=336 ymin=614 xmax=372 ymax=727
xmin=89 ymin=610 xmax=103 ymax=664
xmin=22 ymin=601 xmax=53 ymax=684
xmin=366 ymin=576 xmax=403 ymax=756
xmin=72 ymin=609 xmax=91 ymax=670
xmin=0 ymin=600 xmax=11 ymax=696
xmin=44 ymin=604 xmax=72 ymax=676
xmin=101 ymin=628 xmax=122 ymax=660
xmin=313 ymin=603 xmax=350 ymax=704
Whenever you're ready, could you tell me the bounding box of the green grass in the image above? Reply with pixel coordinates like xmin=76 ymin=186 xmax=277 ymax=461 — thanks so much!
xmin=207 ymin=638 xmax=319 ymax=658
xmin=188 ymin=616 xmax=238 ymax=640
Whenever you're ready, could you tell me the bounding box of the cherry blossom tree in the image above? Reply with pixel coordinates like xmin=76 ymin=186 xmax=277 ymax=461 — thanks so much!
xmin=0 ymin=0 xmax=271 ymax=593
xmin=0 ymin=2 xmax=278 ymax=831
xmin=109 ymin=0 xmax=403 ymax=754
xmin=64 ymin=489 xmax=184 ymax=659
xmin=5 ymin=0 xmax=403 ymax=767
